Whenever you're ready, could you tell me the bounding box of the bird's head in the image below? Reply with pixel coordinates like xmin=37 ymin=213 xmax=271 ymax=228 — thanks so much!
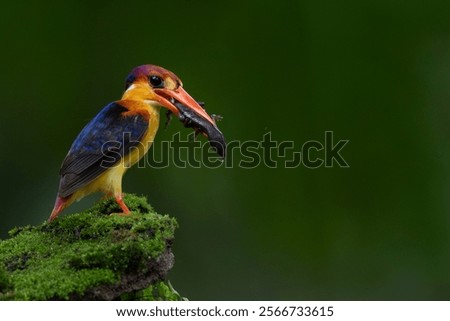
xmin=123 ymin=64 xmax=226 ymax=158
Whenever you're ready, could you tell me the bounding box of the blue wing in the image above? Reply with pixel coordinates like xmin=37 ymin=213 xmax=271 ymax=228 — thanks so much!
xmin=57 ymin=102 xmax=149 ymax=198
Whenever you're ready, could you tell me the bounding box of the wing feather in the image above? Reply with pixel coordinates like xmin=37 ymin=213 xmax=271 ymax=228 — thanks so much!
xmin=57 ymin=102 xmax=149 ymax=198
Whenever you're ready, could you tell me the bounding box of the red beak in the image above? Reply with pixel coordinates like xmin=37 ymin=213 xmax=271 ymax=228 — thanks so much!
xmin=154 ymin=87 xmax=216 ymax=126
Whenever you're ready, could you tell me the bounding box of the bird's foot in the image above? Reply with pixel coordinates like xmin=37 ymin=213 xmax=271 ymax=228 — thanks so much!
xmin=115 ymin=194 xmax=131 ymax=215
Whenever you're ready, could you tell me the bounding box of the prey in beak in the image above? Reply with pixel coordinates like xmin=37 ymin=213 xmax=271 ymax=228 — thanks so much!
xmin=171 ymin=101 xmax=225 ymax=158
xmin=151 ymin=77 xmax=226 ymax=158
xmin=123 ymin=65 xmax=226 ymax=158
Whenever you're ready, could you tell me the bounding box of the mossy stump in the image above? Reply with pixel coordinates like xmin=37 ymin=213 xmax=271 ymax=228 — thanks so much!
xmin=0 ymin=194 xmax=182 ymax=300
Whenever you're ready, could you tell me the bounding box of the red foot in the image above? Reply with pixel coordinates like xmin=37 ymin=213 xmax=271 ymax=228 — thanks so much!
xmin=115 ymin=195 xmax=130 ymax=215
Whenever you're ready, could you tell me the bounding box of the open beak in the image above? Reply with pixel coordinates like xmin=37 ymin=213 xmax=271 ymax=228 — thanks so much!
xmin=154 ymin=87 xmax=226 ymax=158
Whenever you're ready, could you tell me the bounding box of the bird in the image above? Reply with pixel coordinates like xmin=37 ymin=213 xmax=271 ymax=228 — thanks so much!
xmin=48 ymin=64 xmax=225 ymax=222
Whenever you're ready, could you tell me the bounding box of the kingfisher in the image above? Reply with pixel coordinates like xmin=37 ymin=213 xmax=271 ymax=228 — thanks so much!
xmin=48 ymin=64 xmax=225 ymax=222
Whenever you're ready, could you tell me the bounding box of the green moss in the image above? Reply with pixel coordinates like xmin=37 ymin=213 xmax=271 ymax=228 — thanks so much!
xmin=0 ymin=194 xmax=181 ymax=300
xmin=0 ymin=265 xmax=12 ymax=294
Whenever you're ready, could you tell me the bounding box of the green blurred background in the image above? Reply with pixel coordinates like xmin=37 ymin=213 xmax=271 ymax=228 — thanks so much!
xmin=1 ymin=0 xmax=450 ymax=300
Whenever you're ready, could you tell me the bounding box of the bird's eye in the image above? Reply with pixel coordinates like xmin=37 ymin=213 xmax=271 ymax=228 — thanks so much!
xmin=149 ymin=75 xmax=164 ymax=88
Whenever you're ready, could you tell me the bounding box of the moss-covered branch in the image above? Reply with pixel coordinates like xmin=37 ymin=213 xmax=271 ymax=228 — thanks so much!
xmin=0 ymin=194 xmax=183 ymax=300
